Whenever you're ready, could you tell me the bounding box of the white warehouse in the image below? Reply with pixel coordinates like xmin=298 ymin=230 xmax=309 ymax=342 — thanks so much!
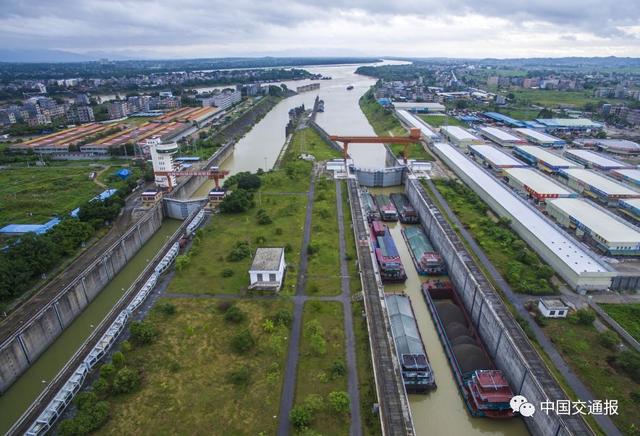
xmin=440 ymin=126 xmax=483 ymax=149
xmin=396 ymin=110 xmax=440 ymax=143
xmin=478 ymin=126 xmax=527 ymax=147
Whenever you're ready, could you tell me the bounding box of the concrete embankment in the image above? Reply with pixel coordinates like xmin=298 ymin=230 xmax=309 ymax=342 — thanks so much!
xmin=0 ymin=204 xmax=164 ymax=394
xmin=404 ymin=176 xmax=593 ymax=436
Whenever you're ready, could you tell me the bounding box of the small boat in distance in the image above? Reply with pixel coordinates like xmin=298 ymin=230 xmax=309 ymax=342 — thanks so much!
xmin=346 ymin=85 xmax=354 ymax=90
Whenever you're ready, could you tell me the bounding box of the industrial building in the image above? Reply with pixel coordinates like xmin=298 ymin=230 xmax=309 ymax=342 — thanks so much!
xmin=149 ymin=138 xmax=178 ymax=189
xmin=248 ymin=247 xmax=286 ymax=291
xmin=592 ymin=139 xmax=640 ymax=155
xmin=503 ymin=167 xmax=576 ymax=202
xmin=536 ymin=118 xmax=603 ymax=132
xmin=514 ymin=128 xmax=566 ymax=148
xmin=611 ymin=168 xmax=640 ymax=188
xmin=395 ymin=110 xmax=440 ymax=142
xmin=563 ymin=149 xmax=629 ymax=171
xmin=440 ymin=125 xmax=483 ymax=148
xmin=8 ymin=123 xmax=113 ymax=154
xmin=619 ymin=198 xmax=640 ymax=223
xmin=81 ymin=121 xmax=189 ymax=154
xmin=538 ymin=299 xmax=569 ymax=318
xmin=482 ymin=112 xmax=526 ymax=128
xmin=558 ymin=168 xmax=640 ymax=206
xmin=546 ymin=198 xmax=640 ymax=255
xmin=468 ymin=144 xmax=527 ymax=171
xmin=393 ymin=102 xmax=445 ymax=113
xmin=478 ymin=126 xmax=527 ymax=147
xmin=432 ymin=142 xmax=614 ymax=291
xmin=514 ymin=145 xmax=581 ymax=173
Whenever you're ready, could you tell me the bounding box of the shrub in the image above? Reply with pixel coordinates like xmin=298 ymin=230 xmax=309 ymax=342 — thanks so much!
xmin=112 ymin=367 xmax=141 ymax=394
xmin=309 ymin=333 xmax=327 ymax=356
xmin=255 ymin=235 xmax=267 ymax=244
xmin=58 ymin=392 xmax=110 ymax=436
xmin=99 ymin=363 xmax=115 ymax=380
xmin=289 ymin=405 xmax=313 ymax=429
xmin=262 ymin=318 xmax=275 ymax=333
xmin=111 ymin=351 xmax=126 ymax=369
xmin=221 ymin=268 xmax=235 ymax=277
xmin=303 ymin=394 xmax=325 ymax=412
xmin=227 ymin=241 xmax=251 ymax=261
xmin=273 ymin=309 xmax=293 ymax=327
xmin=256 ymin=209 xmax=273 ymax=225
xmin=275 ymin=228 xmax=283 ymax=235
xmin=156 ymin=302 xmax=176 ymax=315
xmin=307 ymin=243 xmax=320 ymax=255
xmin=224 ymin=305 xmax=246 ymax=323
xmin=227 ymin=365 xmax=251 ymax=386
xmin=328 ymin=391 xmax=350 ymax=414
xmin=237 ymin=173 xmax=262 ymax=191
xmin=120 ymin=340 xmax=132 ymax=352
xmin=615 ymin=350 xmax=640 ymax=380
xmin=175 ymin=254 xmax=191 ymax=271
xmin=598 ymin=330 xmax=620 ymax=350
xmin=575 ymin=309 xmax=596 ymax=325
xmin=230 ymin=329 xmax=255 ymax=354
xmin=330 ymin=360 xmax=346 ymax=378
xmin=129 ymin=320 xmax=158 ymax=345
xmin=92 ymin=377 xmax=110 ymax=397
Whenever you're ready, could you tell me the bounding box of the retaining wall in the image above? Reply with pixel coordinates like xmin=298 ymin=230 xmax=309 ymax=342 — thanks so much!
xmin=405 ymin=177 xmax=592 ymax=436
xmin=0 ymin=204 xmax=164 ymax=393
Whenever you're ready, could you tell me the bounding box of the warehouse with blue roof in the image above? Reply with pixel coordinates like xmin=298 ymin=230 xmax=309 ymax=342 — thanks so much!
xmin=483 ymin=112 xmax=526 ymax=127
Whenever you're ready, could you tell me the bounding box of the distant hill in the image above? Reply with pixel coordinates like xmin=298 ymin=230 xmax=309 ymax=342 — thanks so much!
xmin=0 ymin=49 xmax=97 ymax=63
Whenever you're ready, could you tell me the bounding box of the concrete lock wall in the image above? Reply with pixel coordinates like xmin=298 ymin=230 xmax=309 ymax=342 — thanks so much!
xmin=0 ymin=204 xmax=165 ymax=394
xmin=163 ymin=198 xmax=206 ymax=220
xmin=405 ymin=178 xmax=585 ymax=436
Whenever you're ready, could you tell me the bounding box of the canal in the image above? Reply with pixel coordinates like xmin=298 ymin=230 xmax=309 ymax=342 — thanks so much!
xmin=374 ymin=187 xmax=528 ymax=436
xmin=0 ymin=219 xmax=182 ymax=434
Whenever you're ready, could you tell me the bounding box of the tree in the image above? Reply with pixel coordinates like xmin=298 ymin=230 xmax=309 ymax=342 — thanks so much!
xmin=227 ymin=365 xmax=251 ymax=386
xmin=328 ymin=391 xmax=350 ymax=414
xmin=224 ymin=305 xmax=246 ymax=323
xmin=129 ymin=320 xmax=158 ymax=345
xmin=220 ymin=189 xmax=254 ymax=213
xmin=598 ymin=330 xmax=619 ymax=350
xmin=237 ymin=173 xmax=262 ymax=191
xmin=112 ymin=367 xmax=141 ymax=394
xmin=289 ymin=405 xmax=313 ymax=429
xmin=111 ymin=351 xmax=126 ymax=369
xmin=575 ymin=309 xmax=596 ymax=325
xmin=537 ymin=108 xmax=554 ymax=119
xmin=230 ymin=329 xmax=255 ymax=354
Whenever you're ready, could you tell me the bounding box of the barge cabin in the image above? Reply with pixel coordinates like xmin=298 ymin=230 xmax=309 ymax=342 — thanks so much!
xmin=370 ymin=220 xmax=407 ymax=282
xmin=375 ymin=194 xmax=398 ymax=221
xmin=386 ymin=293 xmax=436 ymax=392
xmin=422 ymin=280 xmax=515 ymax=418
xmin=391 ymin=193 xmax=419 ymax=224
xmin=402 ymin=226 xmax=445 ymax=275
xmin=362 ymin=191 xmax=381 ymax=222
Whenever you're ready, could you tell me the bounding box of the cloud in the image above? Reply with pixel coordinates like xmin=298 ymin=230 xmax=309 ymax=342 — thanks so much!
xmin=0 ymin=0 xmax=639 ymax=58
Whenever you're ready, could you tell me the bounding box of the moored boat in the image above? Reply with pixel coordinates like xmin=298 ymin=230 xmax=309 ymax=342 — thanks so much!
xmin=370 ymin=220 xmax=406 ymax=282
xmin=422 ymin=280 xmax=515 ymax=418
xmin=402 ymin=226 xmax=445 ymax=275
xmin=391 ymin=193 xmax=419 ymax=224
xmin=375 ymin=194 xmax=398 ymax=221
xmin=362 ymin=191 xmax=381 ymax=222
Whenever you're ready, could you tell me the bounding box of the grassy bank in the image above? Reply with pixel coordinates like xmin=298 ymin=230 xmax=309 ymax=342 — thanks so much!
xmin=287 ymin=127 xmax=342 ymax=162
xmin=543 ymin=313 xmax=640 ymax=434
xmin=293 ymin=301 xmax=349 ymax=434
xmin=89 ymin=299 xmax=292 ymax=435
xmin=600 ymin=303 xmax=640 ymax=342
xmin=431 ymin=179 xmax=556 ymax=295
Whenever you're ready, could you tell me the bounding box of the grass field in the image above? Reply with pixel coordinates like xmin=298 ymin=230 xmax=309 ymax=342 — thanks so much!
xmin=388 ymin=143 xmax=433 ymax=162
xmin=167 ymin=170 xmax=309 ymax=295
xmin=506 ymin=89 xmax=626 ymax=109
xmin=293 ymin=300 xmax=349 ymax=434
xmin=306 ymin=177 xmax=342 ymax=296
xmin=0 ymin=166 xmax=101 ymax=226
xmin=95 ymin=298 xmax=292 ymax=435
xmin=417 ymin=114 xmax=465 ymax=128
xmin=495 ymin=107 xmax=542 ymax=121
xmin=600 ymin=303 xmax=640 ymax=342
xmin=287 ymin=127 xmax=342 ymax=162
xmin=543 ymin=316 xmax=640 ymax=435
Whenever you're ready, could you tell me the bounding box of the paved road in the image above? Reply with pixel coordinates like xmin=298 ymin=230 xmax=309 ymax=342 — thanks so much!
xmin=425 ymin=180 xmax=621 ymax=436
xmin=277 ymin=164 xmax=319 ymax=436
xmin=336 ymin=181 xmax=363 ymax=436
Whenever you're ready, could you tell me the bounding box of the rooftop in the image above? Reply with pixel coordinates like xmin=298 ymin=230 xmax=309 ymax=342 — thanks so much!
xmin=561 ymin=168 xmax=640 ymax=197
xmin=396 ymin=110 xmax=439 ymax=139
xmin=536 ymin=118 xmax=602 ymax=129
xmin=250 ymin=247 xmax=284 ymax=271
xmin=482 ymin=112 xmax=526 ymax=127
xmin=539 ymin=298 xmax=569 ymax=310
xmin=440 ymin=125 xmax=480 ymax=141
xmin=434 ymin=142 xmax=610 ymax=275
xmin=613 ymin=168 xmax=640 ymax=184
xmin=478 ymin=126 xmax=524 ymax=142
xmin=564 ymin=149 xmax=629 ymax=169
xmin=386 ymin=294 xmax=424 ymax=356
xmin=547 ymin=198 xmax=640 ymax=244
xmin=469 ymin=144 xmax=527 ymax=167
xmin=595 ymin=139 xmax=640 ymax=153
xmin=504 ymin=168 xmax=574 ymax=196
xmin=514 ymin=128 xmax=565 ymax=144
xmin=516 ymin=145 xmax=580 ymax=168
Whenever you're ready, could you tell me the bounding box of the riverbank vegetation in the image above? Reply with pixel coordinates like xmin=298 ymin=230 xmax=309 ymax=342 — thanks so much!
xmin=60 ymin=298 xmax=293 ymax=435
xmin=600 ymin=303 xmax=640 ymax=342
xmin=431 ymin=179 xmax=556 ymax=295
xmin=291 ymin=301 xmax=350 ymax=434
xmin=543 ymin=311 xmax=640 ymax=434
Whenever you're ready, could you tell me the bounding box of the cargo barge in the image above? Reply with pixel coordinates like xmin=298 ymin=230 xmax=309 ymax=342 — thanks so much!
xmin=375 ymin=194 xmax=398 ymax=221
xmin=370 ymin=220 xmax=407 ymax=282
xmin=386 ymin=293 xmax=436 ymax=393
xmin=362 ymin=190 xmax=381 ymax=222
xmin=391 ymin=193 xmax=419 ymax=224
xmin=402 ymin=226 xmax=445 ymax=275
xmin=422 ymin=279 xmax=515 ymax=418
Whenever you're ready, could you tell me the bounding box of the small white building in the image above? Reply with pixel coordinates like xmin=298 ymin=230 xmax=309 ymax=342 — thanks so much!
xmin=249 ymin=248 xmax=286 ymax=291
xmin=538 ymin=298 xmax=569 ymax=318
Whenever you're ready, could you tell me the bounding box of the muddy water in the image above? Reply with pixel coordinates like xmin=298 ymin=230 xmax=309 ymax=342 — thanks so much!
xmin=372 ymin=188 xmax=529 ymax=436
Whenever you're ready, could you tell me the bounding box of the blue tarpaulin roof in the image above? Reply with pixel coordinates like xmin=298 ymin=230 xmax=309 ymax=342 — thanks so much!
xmin=115 ymin=168 xmax=131 ymax=179
xmin=483 ymin=112 xmax=526 ymax=127
xmin=0 ymin=218 xmax=61 ymax=235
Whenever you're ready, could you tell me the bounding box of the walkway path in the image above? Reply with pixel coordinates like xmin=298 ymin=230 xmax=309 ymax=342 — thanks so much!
xmin=336 ymin=180 xmax=362 ymax=436
xmin=277 ymin=164 xmax=319 ymax=436
xmin=424 ymin=179 xmax=620 ymax=436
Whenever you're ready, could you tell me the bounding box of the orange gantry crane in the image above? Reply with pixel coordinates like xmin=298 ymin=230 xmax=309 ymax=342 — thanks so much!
xmin=162 ymin=167 xmax=230 ymax=190
xmin=329 ymin=127 xmax=422 ymax=165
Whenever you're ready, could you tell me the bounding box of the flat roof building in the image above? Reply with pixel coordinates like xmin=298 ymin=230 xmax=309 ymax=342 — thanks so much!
xmin=396 ymin=110 xmax=440 ymax=142
xmin=514 ymin=128 xmax=566 ymax=148
xmin=393 ymin=102 xmax=445 ymax=113
xmin=440 ymin=125 xmax=483 ymax=149
xmin=538 ymin=298 xmax=569 ymax=318
xmin=478 ymin=126 xmax=527 ymax=147
xmin=563 ymin=149 xmax=629 ymax=171
xmin=248 ymin=247 xmax=286 ymax=292
xmin=536 ymin=118 xmax=603 ymax=132
xmin=619 ymin=198 xmax=640 ymax=223
xmin=482 ymin=112 xmax=526 ymax=128
xmin=558 ymin=168 xmax=640 ymax=206
xmin=469 ymin=144 xmax=528 ymax=171
xmin=546 ymin=198 xmax=640 ymax=255
xmin=503 ymin=168 xmax=576 ymax=202
xmin=611 ymin=169 xmax=640 ymax=188
xmin=432 ymin=142 xmax=614 ymax=291
xmin=514 ymin=145 xmax=581 ymax=173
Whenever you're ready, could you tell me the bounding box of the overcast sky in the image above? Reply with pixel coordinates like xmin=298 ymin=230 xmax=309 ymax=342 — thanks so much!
xmin=2 ymin=0 xmax=640 ymax=59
